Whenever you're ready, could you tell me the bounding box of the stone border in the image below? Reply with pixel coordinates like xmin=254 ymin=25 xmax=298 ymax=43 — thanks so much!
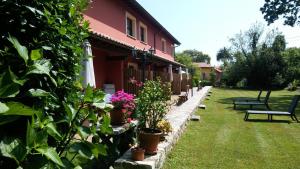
xmin=114 ymin=86 xmax=212 ymax=169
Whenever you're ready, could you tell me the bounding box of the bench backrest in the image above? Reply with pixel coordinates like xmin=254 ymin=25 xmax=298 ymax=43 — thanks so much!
xmin=288 ymin=95 xmax=300 ymax=114
xmin=263 ymin=90 xmax=272 ymax=104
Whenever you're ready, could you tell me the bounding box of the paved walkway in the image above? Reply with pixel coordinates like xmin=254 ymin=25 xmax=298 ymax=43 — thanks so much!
xmin=114 ymin=86 xmax=212 ymax=169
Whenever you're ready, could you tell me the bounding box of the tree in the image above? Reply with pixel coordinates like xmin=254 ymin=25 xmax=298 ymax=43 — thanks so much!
xmin=175 ymin=52 xmax=201 ymax=87
xmin=261 ymin=0 xmax=300 ymax=26
xmin=216 ymin=47 xmax=233 ymax=65
xmin=182 ymin=49 xmax=211 ymax=63
xmin=221 ymin=23 xmax=287 ymax=89
xmin=175 ymin=53 xmax=193 ymax=68
xmin=283 ymin=47 xmax=300 ymax=82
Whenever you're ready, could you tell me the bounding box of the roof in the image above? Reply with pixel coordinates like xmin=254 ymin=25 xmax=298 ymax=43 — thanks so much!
xmin=125 ymin=0 xmax=180 ymax=45
xmin=91 ymin=32 xmax=185 ymax=67
xmin=214 ymin=68 xmax=222 ymax=73
xmin=193 ymin=62 xmax=212 ymax=68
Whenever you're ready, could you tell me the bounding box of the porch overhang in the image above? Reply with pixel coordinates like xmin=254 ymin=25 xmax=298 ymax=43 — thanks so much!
xmin=90 ymin=31 xmax=185 ymax=68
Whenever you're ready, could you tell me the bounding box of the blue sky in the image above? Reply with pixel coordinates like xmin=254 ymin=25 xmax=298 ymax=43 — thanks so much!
xmin=137 ymin=0 xmax=300 ymax=65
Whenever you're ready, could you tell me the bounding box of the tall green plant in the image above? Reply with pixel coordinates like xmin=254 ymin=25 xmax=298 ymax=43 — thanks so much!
xmin=0 ymin=0 xmax=113 ymax=168
xmin=136 ymin=79 xmax=170 ymax=130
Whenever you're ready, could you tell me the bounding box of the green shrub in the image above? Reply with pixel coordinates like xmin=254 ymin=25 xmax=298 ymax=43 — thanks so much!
xmin=0 ymin=1 xmax=113 ymax=168
xmin=136 ymin=79 xmax=170 ymax=130
xmin=200 ymin=80 xmax=212 ymax=86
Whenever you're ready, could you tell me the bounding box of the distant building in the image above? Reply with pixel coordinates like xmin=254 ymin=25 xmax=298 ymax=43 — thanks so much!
xmin=193 ymin=62 xmax=222 ymax=82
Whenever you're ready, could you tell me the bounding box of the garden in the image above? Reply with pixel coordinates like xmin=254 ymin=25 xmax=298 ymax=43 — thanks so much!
xmin=1 ymin=0 xmax=300 ymax=169
xmin=0 ymin=1 xmax=175 ymax=168
xmin=163 ymin=88 xmax=300 ymax=169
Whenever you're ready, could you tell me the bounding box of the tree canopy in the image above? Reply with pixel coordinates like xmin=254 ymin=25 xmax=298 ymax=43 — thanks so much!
xmin=181 ymin=50 xmax=211 ymax=63
xmin=261 ymin=0 xmax=300 ymax=26
xmin=220 ymin=23 xmax=288 ymax=89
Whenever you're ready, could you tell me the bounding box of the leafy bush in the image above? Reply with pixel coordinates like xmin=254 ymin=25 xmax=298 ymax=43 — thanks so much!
xmin=0 ymin=0 xmax=114 ymax=168
xmin=136 ymin=79 xmax=170 ymax=130
xmin=200 ymin=80 xmax=212 ymax=86
xmin=287 ymin=80 xmax=299 ymax=91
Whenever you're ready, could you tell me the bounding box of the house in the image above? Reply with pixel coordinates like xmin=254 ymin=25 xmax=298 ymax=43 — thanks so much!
xmin=83 ymin=0 xmax=185 ymax=94
xmin=193 ymin=62 xmax=222 ymax=82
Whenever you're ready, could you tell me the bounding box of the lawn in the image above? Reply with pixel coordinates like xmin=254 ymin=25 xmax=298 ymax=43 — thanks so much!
xmin=163 ymin=88 xmax=300 ymax=169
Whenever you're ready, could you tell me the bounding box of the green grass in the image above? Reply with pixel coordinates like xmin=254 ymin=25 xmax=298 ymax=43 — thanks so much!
xmin=163 ymin=88 xmax=300 ymax=169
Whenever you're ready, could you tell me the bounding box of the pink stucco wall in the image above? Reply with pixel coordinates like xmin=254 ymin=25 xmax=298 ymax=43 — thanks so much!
xmin=83 ymin=0 xmax=176 ymax=62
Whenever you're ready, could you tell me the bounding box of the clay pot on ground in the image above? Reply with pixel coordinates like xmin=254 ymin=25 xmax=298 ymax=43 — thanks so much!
xmin=110 ymin=109 xmax=126 ymax=125
xmin=131 ymin=147 xmax=145 ymax=161
xmin=138 ymin=128 xmax=162 ymax=155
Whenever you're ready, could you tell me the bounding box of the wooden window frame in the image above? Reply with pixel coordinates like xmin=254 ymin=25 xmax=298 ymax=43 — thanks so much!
xmin=161 ymin=38 xmax=166 ymax=53
xmin=139 ymin=22 xmax=148 ymax=44
xmin=126 ymin=12 xmax=137 ymax=38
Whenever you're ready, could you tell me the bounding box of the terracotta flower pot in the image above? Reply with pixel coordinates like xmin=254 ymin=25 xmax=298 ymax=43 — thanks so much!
xmin=110 ymin=109 xmax=126 ymax=125
xmin=138 ymin=128 xmax=162 ymax=155
xmin=131 ymin=147 xmax=145 ymax=161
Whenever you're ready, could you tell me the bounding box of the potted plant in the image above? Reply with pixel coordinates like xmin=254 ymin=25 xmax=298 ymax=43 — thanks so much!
xmin=110 ymin=90 xmax=135 ymax=125
xmin=136 ymin=79 xmax=171 ymax=154
xmin=131 ymin=145 xmax=145 ymax=161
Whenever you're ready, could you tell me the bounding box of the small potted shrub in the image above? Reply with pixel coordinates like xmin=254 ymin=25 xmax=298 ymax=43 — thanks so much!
xmin=136 ymin=79 xmax=171 ymax=154
xmin=110 ymin=90 xmax=135 ymax=125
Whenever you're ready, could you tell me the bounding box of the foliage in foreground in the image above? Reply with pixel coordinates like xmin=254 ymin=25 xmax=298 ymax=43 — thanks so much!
xmin=0 ymin=0 xmax=113 ymax=168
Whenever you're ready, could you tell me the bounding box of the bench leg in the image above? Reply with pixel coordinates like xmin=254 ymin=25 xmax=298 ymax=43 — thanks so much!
xmin=234 ymin=104 xmax=236 ymax=110
xmin=293 ymin=115 xmax=299 ymax=123
xmin=271 ymin=115 xmax=273 ymax=121
xmin=291 ymin=115 xmax=295 ymax=121
xmin=266 ymin=104 xmax=271 ymax=110
xmin=244 ymin=113 xmax=249 ymax=121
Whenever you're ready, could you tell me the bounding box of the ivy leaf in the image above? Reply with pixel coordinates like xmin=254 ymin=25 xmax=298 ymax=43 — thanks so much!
xmin=46 ymin=122 xmax=62 ymax=141
xmin=0 ymin=137 xmax=27 ymax=165
xmin=0 ymin=68 xmax=24 ymax=98
xmin=30 ymin=49 xmax=42 ymax=61
xmin=7 ymin=36 xmax=28 ymax=64
xmin=42 ymin=46 xmax=52 ymax=51
xmin=24 ymin=6 xmax=44 ymax=16
xmin=1 ymin=102 xmax=38 ymax=116
xmin=77 ymin=126 xmax=91 ymax=140
xmin=27 ymin=59 xmax=57 ymax=86
xmin=83 ymin=85 xmax=93 ymax=102
xmin=26 ymin=120 xmax=36 ymax=148
xmin=89 ymin=143 xmax=107 ymax=158
xmin=69 ymin=142 xmax=93 ymax=159
xmin=63 ymin=103 xmax=76 ymax=123
xmin=100 ymin=114 xmax=113 ymax=135
xmin=27 ymin=89 xmax=50 ymax=97
xmin=36 ymin=147 xmax=64 ymax=167
xmin=0 ymin=102 xmax=9 ymax=114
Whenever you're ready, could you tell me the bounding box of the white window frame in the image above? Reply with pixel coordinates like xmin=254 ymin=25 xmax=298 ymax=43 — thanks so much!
xmin=139 ymin=22 xmax=148 ymax=44
xmin=161 ymin=38 xmax=166 ymax=53
xmin=125 ymin=12 xmax=137 ymax=38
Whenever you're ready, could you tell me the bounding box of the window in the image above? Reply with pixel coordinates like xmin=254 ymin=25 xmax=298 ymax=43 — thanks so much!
xmin=161 ymin=38 xmax=166 ymax=53
xmin=171 ymin=45 xmax=175 ymax=57
xmin=139 ymin=22 xmax=147 ymax=43
xmin=126 ymin=12 xmax=136 ymax=38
